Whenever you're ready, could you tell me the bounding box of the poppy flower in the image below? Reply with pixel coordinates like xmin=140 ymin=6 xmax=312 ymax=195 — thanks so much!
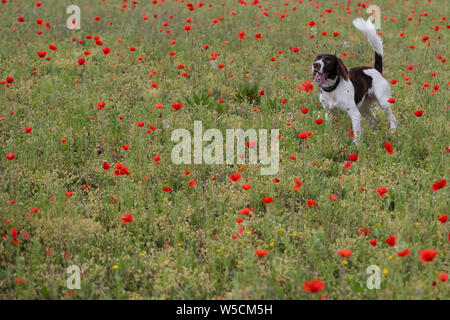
xmin=438 ymin=273 xmax=448 ymax=282
xmin=240 ymin=208 xmax=250 ymax=215
xmin=329 ymin=194 xmax=338 ymax=201
xmin=337 ymin=249 xmax=352 ymax=257
xmin=171 ymin=103 xmax=183 ymax=110
xmin=303 ymin=279 xmax=325 ymax=293
xmin=377 ymin=187 xmax=388 ymax=197
xmin=384 ymin=141 xmax=394 ymax=154
xmin=386 ymin=236 xmax=397 ymax=246
xmin=414 ymin=110 xmax=424 ymax=117
xmin=242 ymin=184 xmax=251 ymax=190
xmin=102 ymin=161 xmax=111 ymax=170
xmin=262 ymin=197 xmax=273 ymax=204
xmin=418 ymin=249 xmax=438 ymax=263
xmin=369 ymin=239 xmax=377 ymax=246
xmin=65 ymin=192 xmax=73 ymax=197
xmin=315 ymin=118 xmax=323 ymax=125
xmin=306 ymin=200 xmax=315 ymax=208
xmin=255 ymin=249 xmax=268 ymax=258
xmin=188 ymin=179 xmax=196 ymax=187
xmin=228 ymin=172 xmax=241 ymax=182
xmin=438 ymin=214 xmax=448 ymax=223
xmin=300 ymin=80 xmax=314 ymax=93
xmin=37 ymin=51 xmax=47 ymax=57
xmin=121 ymin=213 xmax=133 ymax=224
xmin=348 ymin=154 xmax=358 ymax=161
xmin=5 ymin=153 xmax=16 ymax=160
xmin=432 ymin=179 xmax=446 ymax=191
xmin=15 ymin=279 xmax=24 ymax=284
xmin=387 ymin=97 xmax=396 ymax=103
xmin=397 ymin=249 xmax=410 ymax=257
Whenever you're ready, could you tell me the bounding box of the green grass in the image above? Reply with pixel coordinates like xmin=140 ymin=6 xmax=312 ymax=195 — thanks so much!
xmin=0 ymin=0 xmax=448 ymax=299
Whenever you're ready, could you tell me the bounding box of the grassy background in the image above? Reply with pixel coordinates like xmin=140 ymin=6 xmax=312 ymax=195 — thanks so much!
xmin=0 ymin=0 xmax=448 ymax=299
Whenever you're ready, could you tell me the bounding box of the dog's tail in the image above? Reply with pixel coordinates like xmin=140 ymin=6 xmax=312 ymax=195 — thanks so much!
xmin=353 ymin=17 xmax=383 ymax=74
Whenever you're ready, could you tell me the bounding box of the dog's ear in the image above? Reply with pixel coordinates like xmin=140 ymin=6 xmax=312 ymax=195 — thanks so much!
xmin=336 ymin=57 xmax=349 ymax=80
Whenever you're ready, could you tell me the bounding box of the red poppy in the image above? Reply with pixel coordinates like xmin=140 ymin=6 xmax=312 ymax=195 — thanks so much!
xmin=306 ymin=200 xmax=315 ymax=208
xmin=377 ymin=187 xmax=388 ymax=197
xmin=348 ymin=154 xmax=359 ymax=161
xmin=300 ymin=80 xmax=314 ymax=93
xmin=432 ymin=179 xmax=446 ymax=191
xmin=337 ymin=249 xmax=352 ymax=257
xmin=262 ymin=197 xmax=273 ymax=204
xmin=102 ymin=161 xmax=110 ymax=170
xmin=438 ymin=273 xmax=448 ymax=282
xmin=188 ymin=179 xmax=196 ymax=187
xmin=303 ymin=279 xmax=325 ymax=293
xmin=387 ymin=97 xmax=396 ymax=103
xmin=386 ymin=236 xmax=397 ymax=246
xmin=397 ymin=249 xmax=410 ymax=257
xmin=171 ymin=103 xmax=183 ymax=110
xmin=329 ymin=194 xmax=338 ymax=201
xmin=255 ymin=249 xmax=268 ymax=258
xmin=369 ymin=239 xmax=377 ymax=246
xmin=414 ymin=110 xmax=424 ymax=117
xmin=121 ymin=213 xmax=133 ymax=224
xmin=228 ymin=172 xmax=242 ymax=182
xmin=438 ymin=214 xmax=448 ymax=223
xmin=384 ymin=141 xmax=394 ymax=155
xmin=5 ymin=153 xmax=16 ymax=160
xmin=418 ymin=249 xmax=438 ymax=263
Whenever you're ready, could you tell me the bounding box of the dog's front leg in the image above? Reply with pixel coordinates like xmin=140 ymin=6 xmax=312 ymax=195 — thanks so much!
xmin=347 ymin=105 xmax=362 ymax=144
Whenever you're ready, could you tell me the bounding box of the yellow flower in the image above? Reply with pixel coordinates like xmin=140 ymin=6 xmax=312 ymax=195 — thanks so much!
xmin=216 ymin=249 xmax=222 ymax=253
xmin=177 ymin=243 xmax=183 ymax=247
xmin=140 ymin=252 xmax=146 ymax=256
xmin=246 ymin=231 xmax=251 ymax=236
xmin=388 ymin=256 xmax=392 ymax=260
xmin=292 ymin=233 xmax=297 ymax=237
xmin=163 ymin=197 xmax=168 ymax=201
xmin=269 ymin=242 xmax=275 ymax=247
xmin=235 ymin=264 xmax=240 ymax=268
xmin=278 ymin=228 xmax=284 ymax=232
xmin=342 ymin=260 xmax=348 ymax=265
xmin=228 ymin=207 xmax=233 ymax=211
xmin=383 ymin=268 xmax=389 ymax=275
xmin=348 ymin=276 xmax=352 ymax=280
xmin=112 ymin=265 xmax=119 ymax=269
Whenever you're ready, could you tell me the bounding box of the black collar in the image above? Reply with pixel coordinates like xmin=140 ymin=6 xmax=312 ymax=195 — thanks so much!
xmin=320 ymin=76 xmax=340 ymax=92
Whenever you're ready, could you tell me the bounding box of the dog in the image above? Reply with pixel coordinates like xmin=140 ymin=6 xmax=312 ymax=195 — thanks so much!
xmin=312 ymin=17 xmax=397 ymax=143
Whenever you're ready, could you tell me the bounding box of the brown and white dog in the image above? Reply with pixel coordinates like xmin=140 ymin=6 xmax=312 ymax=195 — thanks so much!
xmin=312 ymin=18 xmax=397 ymax=143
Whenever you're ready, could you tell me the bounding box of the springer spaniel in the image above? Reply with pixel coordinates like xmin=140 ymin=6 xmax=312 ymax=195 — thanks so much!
xmin=312 ymin=18 xmax=397 ymax=143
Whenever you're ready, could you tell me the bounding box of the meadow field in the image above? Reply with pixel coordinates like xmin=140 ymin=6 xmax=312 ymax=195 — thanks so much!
xmin=0 ymin=0 xmax=448 ymax=300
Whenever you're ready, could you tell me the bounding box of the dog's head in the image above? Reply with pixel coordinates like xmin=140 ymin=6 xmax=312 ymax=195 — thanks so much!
xmin=312 ymin=54 xmax=349 ymax=85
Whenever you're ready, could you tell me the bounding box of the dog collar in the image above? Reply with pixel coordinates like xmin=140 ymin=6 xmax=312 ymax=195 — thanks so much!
xmin=320 ymin=76 xmax=340 ymax=92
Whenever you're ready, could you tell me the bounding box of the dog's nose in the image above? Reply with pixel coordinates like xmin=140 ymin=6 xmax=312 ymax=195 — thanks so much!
xmin=313 ymin=62 xmax=320 ymax=69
